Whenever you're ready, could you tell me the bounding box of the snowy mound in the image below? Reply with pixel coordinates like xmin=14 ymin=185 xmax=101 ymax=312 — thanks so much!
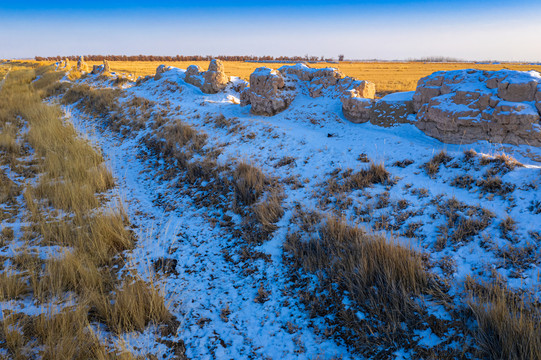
xmin=413 ymin=69 xmax=541 ymax=145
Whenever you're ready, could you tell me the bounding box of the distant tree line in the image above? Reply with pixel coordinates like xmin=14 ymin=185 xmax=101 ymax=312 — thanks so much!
xmin=35 ymin=54 xmax=337 ymax=62
xmin=407 ymin=56 xmax=464 ymax=63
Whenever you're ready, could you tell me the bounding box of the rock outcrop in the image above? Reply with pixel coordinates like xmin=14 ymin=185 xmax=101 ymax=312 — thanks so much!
xmin=240 ymin=67 xmax=294 ymax=116
xmin=413 ymin=69 xmax=541 ymax=146
xmin=76 ymin=56 xmax=89 ymax=72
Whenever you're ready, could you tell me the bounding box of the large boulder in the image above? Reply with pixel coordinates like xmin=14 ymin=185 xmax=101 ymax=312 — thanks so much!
xmin=240 ymin=67 xmax=293 ymax=116
xmin=413 ymin=69 xmax=541 ymax=146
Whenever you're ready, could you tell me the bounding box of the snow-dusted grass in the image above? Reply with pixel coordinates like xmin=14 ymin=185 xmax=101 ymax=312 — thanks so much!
xmin=0 ymin=66 xmax=177 ymax=358
xmin=285 ymin=211 xmax=460 ymax=356
xmin=466 ymin=276 xmax=541 ymax=360
xmin=24 ymin=64 xmax=541 ymax=358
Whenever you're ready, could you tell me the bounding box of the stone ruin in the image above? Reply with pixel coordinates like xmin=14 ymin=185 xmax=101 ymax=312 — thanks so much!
xmin=341 ymin=89 xmax=414 ymax=127
xmin=154 ymin=64 xmax=170 ymax=80
xmin=76 ymin=56 xmax=89 ymax=73
xmin=91 ymin=60 xmax=111 ymax=75
xmin=148 ymin=59 xmax=541 ymax=146
xmin=369 ymin=92 xmax=414 ymax=127
xmin=184 ymin=65 xmax=203 ymax=88
xmin=153 ymin=59 xmax=230 ymax=93
xmin=240 ymin=67 xmax=294 ymax=116
xmin=60 ymin=58 xmax=70 ymax=69
xmin=338 ymin=67 xmax=541 ymax=145
xmin=278 ymin=63 xmax=345 ymax=98
xmin=240 ymin=63 xmax=377 ymax=116
xmin=181 ymin=59 xmax=230 ymax=94
xmin=202 ymin=59 xmax=230 ymax=94
xmin=413 ymin=69 xmax=541 ymax=146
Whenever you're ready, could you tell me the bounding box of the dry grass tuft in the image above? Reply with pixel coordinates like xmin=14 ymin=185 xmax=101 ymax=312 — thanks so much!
xmin=32 ymin=305 xmax=112 ymax=359
xmin=347 ymin=162 xmax=392 ymax=189
xmin=285 ymin=211 xmax=449 ymax=355
xmin=62 ymin=84 xmax=121 ymax=118
xmin=422 ymin=150 xmax=452 ymax=177
xmin=466 ymin=277 xmax=541 ymax=360
xmin=234 ymin=162 xmax=267 ymax=206
xmin=94 ymin=276 xmax=173 ymax=334
xmin=480 ymin=153 xmax=523 ymax=174
xmin=0 ymin=269 xmax=30 ymax=300
xmin=253 ymin=191 xmax=285 ymax=233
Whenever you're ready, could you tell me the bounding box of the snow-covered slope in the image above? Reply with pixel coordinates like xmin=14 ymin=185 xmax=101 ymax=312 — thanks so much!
xmin=62 ymin=66 xmax=541 ymax=358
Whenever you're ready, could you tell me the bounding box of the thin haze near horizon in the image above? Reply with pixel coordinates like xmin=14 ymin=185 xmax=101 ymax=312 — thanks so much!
xmin=1 ymin=0 xmax=540 ymax=61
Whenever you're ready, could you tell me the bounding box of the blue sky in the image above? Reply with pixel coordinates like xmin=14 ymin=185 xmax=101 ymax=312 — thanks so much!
xmin=1 ymin=0 xmax=540 ymax=60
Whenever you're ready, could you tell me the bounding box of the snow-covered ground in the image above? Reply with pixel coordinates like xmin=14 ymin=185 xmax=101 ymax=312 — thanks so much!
xmin=63 ymin=66 xmax=541 ymax=358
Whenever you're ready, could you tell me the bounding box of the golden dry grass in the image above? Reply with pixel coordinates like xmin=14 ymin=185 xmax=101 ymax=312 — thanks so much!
xmin=466 ymin=276 xmax=541 ymax=360
xmin=20 ymin=59 xmax=541 ymax=94
xmin=0 ymin=66 xmax=176 ymax=358
xmin=285 ymin=211 xmax=448 ymax=355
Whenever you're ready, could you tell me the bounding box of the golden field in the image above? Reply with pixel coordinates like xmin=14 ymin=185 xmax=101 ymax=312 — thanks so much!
xmin=9 ymin=60 xmax=541 ymax=94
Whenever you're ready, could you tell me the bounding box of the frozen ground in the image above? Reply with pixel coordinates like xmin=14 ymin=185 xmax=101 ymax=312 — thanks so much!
xmin=62 ymin=67 xmax=541 ymax=358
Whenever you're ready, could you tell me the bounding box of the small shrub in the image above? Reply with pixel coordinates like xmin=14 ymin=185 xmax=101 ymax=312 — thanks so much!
xmin=477 ymin=175 xmax=515 ymax=196
xmin=480 ymin=153 xmax=523 ymax=174
xmin=233 ymin=162 xmax=266 ymax=206
xmin=451 ymin=174 xmax=475 ymax=189
xmin=499 ymin=216 xmax=517 ymax=241
xmin=422 ymin=150 xmax=452 ymax=177
xmin=392 ymin=159 xmax=414 ymax=167
xmin=253 ymin=192 xmax=285 ymax=233
xmin=275 ymin=156 xmax=296 ymax=168
xmin=346 ymin=162 xmax=392 ymax=190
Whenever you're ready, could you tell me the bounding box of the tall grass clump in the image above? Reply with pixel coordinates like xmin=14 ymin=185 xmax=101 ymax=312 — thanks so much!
xmin=284 ymin=211 xmax=452 ymax=356
xmin=466 ymin=277 xmax=541 ymax=360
